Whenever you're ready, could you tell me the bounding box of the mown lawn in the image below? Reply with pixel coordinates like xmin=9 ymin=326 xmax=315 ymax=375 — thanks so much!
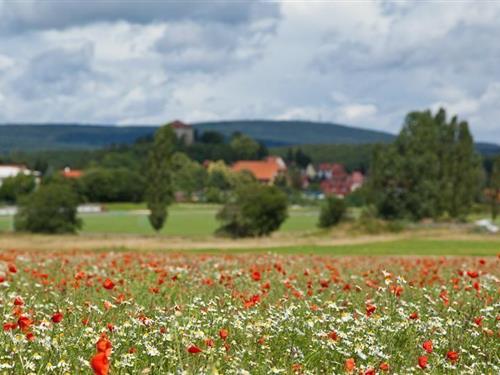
xmin=197 ymin=238 xmax=500 ymax=257
xmin=0 ymin=204 xmax=319 ymax=237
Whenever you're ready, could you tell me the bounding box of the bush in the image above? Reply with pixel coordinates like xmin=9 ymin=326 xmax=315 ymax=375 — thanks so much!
xmin=205 ymin=187 xmax=224 ymax=203
xmin=14 ymin=183 xmax=81 ymax=234
xmin=0 ymin=174 xmax=36 ymax=204
xmin=318 ymin=196 xmax=347 ymax=228
xmin=216 ymin=184 xmax=288 ymax=237
xmin=80 ymin=168 xmax=145 ymax=202
xmin=353 ymin=205 xmax=407 ymax=234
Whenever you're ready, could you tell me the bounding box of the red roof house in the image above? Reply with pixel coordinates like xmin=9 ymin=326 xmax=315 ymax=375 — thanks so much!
xmin=232 ymin=156 xmax=286 ymax=184
xmin=61 ymin=167 xmax=83 ymax=179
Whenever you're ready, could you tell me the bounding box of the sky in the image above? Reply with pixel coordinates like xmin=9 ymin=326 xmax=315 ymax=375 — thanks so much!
xmin=0 ymin=0 xmax=499 ymax=142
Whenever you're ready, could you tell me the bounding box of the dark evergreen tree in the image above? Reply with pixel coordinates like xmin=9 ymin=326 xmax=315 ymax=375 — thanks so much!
xmin=295 ymin=149 xmax=312 ymax=168
xmin=146 ymin=125 xmax=176 ymax=232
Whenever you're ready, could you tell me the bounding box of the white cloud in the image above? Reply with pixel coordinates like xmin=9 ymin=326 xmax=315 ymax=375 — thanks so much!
xmin=338 ymin=104 xmax=378 ymax=122
xmin=0 ymin=0 xmax=500 ymax=143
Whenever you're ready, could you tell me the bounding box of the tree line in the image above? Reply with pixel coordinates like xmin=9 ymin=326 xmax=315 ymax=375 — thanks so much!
xmin=4 ymin=108 xmax=500 ymax=237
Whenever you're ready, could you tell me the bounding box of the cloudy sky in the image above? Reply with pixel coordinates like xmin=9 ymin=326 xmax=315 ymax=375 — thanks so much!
xmin=0 ymin=1 xmax=499 ymax=142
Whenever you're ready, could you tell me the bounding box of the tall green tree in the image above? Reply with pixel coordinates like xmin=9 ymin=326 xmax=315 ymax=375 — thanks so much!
xmin=146 ymin=125 xmax=176 ymax=232
xmin=369 ymin=108 xmax=481 ymax=220
xmin=489 ymin=156 xmax=500 ymax=220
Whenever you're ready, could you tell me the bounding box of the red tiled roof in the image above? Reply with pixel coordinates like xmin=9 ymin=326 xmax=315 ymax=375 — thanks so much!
xmin=169 ymin=120 xmax=191 ymax=129
xmin=232 ymin=159 xmax=282 ymax=182
xmin=61 ymin=168 xmax=83 ymax=179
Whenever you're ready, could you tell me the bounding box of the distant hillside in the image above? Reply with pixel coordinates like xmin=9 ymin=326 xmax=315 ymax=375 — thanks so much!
xmin=0 ymin=122 xmax=498 ymax=159
xmin=475 ymin=142 xmax=500 ymax=157
xmin=193 ymin=120 xmax=394 ymax=146
xmin=0 ymin=120 xmax=394 ymax=153
xmin=0 ymin=124 xmax=156 ymax=153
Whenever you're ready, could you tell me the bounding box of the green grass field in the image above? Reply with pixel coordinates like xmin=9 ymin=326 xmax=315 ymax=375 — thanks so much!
xmin=193 ymin=238 xmax=500 ymax=256
xmin=0 ymin=204 xmax=319 ymax=237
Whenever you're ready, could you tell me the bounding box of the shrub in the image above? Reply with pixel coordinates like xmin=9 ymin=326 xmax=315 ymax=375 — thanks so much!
xmin=318 ymin=196 xmax=347 ymax=228
xmin=14 ymin=183 xmax=81 ymax=234
xmin=0 ymin=174 xmax=36 ymax=204
xmin=205 ymin=187 xmax=224 ymax=203
xmin=216 ymin=184 xmax=288 ymax=237
xmin=80 ymin=168 xmax=145 ymax=202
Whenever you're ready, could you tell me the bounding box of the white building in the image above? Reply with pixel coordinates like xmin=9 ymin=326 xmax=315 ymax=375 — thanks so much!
xmin=170 ymin=120 xmax=194 ymax=145
xmin=0 ymin=165 xmax=40 ymax=187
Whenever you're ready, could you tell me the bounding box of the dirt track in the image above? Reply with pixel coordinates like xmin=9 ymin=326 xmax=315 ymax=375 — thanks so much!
xmin=0 ymin=226 xmax=497 ymax=251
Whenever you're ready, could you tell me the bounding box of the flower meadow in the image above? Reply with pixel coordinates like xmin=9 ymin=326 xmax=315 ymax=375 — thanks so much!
xmin=0 ymin=250 xmax=499 ymax=374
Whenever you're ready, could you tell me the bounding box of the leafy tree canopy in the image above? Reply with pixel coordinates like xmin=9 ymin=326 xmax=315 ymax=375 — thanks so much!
xmin=216 ymin=184 xmax=288 ymax=237
xmin=14 ymin=183 xmax=81 ymax=234
xmin=368 ymin=108 xmax=481 ymax=221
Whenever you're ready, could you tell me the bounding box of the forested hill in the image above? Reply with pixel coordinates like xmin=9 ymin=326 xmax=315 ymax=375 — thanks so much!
xmin=0 ymin=120 xmax=394 ymax=153
xmin=0 ymin=122 xmax=498 ymax=156
xmin=192 ymin=120 xmax=394 ymax=146
xmin=0 ymin=124 xmax=157 ymax=153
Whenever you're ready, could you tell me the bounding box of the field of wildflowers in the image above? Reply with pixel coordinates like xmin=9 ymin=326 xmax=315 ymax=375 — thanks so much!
xmin=0 ymin=249 xmax=499 ymax=374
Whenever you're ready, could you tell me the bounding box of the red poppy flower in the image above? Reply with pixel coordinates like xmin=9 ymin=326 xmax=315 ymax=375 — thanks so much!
xmin=244 ymin=294 xmax=260 ymax=308
xmin=96 ymin=334 xmax=112 ymax=356
xmin=13 ymin=296 xmax=24 ymax=306
xmin=366 ymin=303 xmax=376 ymax=317
xmin=103 ymin=279 xmax=115 ymax=290
xmin=251 ymin=271 xmax=261 ymax=281
xmin=466 ymin=270 xmax=479 ymax=278
xmin=51 ymin=312 xmax=63 ymax=323
xmin=219 ymin=328 xmax=229 ymax=340
xmin=409 ymin=312 xmax=419 ymax=320
xmin=205 ymin=338 xmax=215 ymax=347
xmin=446 ymin=351 xmax=459 ymax=362
xmin=391 ymin=285 xmax=404 ymax=297
xmin=422 ymin=340 xmax=433 ymax=353
xmin=327 ymin=331 xmax=338 ymax=341
xmin=291 ymin=363 xmax=302 ymax=373
xmin=418 ymin=356 xmax=428 ymax=369
xmin=379 ymin=362 xmax=389 ymax=372
xmin=187 ymin=345 xmax=202 ymax=354
xmin=90 ymin=352 xmax=109 ymax=375
xmin=17 ymin=315 xmax=32 ymax=331
xmin=26 ymin=332 xmax=35 ymax=342
xmin=3 ymin=322 xmax=17 ymax=331
xmin=8 ymin=264 xmax=17 ymax=273
xmin=474 ymin=316 xmax=483 ymax=326
xmin=345 ymin=358 xmax=355 ymax=372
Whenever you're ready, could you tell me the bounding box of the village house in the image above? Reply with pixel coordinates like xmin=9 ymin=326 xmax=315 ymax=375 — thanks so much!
xmin=232 ymin=156 xmax=287 ymax=185
xmin=61 ymin=167 xmax=84 ymax=179
xmin=316 ymin=163 xmax=364 ymax=197
xmin=170 ymin=120 xmax=194 ymax=145
xmin=0 ymin=164 xmax=40 ymax=187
